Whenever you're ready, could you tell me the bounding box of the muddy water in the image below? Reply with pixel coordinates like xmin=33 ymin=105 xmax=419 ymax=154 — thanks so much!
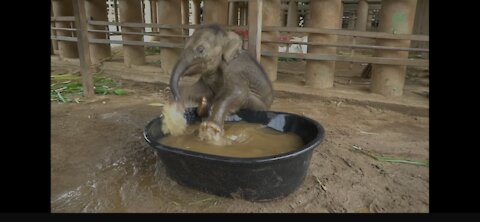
xmin=159 ymin=122 xmax=304 ymax=158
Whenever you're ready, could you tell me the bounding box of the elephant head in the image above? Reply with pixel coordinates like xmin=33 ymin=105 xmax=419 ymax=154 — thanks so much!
xmin=169 ymin=24 xmax=243 ymax=102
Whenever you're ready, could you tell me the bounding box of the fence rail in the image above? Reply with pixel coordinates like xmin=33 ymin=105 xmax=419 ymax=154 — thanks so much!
xmin=261 ymin=40 xmax=429 ymax=52
xmin=262 ymin=51 xmax=428 ymax=66
xmin=262 ymin=26 xmax=429 ymax=42
xmin=51 ymin=17 xmax=429 ymax=67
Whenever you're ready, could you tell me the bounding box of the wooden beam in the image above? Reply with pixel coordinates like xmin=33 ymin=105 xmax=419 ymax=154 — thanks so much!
xmin=262 ymin=51 xmax=428 ymax=67
xmin=50 ymin=16 xmax=76 ymax=22
xmin=50 ymin=27 xmax=77 ymax=31
xmin=72 ymin=0 xmax=94 ymax=98
xmin=88 ymin=29 xmax=188 ymax=38
xmin=262 ymin=26 xmax=429 ymax=42
xmin=261 ymin=40 xmax=429 ymax=52
xmin=50 ymin=36 xmax=78 ymax=42
xmin=248 ymin=0 xmax=262 ymax=61
xmin=90 ymin=38 xmax=184 ymax=48
xmin=88 ymin=20 xmax=202 ymax=29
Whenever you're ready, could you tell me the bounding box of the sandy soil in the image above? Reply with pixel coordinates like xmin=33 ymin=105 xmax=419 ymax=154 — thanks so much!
xmin=51 ymin=75 xmax=429 ymax=212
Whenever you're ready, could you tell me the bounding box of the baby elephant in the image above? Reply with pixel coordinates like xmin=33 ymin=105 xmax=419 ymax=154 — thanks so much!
xmin=169 ymin=24 xmax=274 ymax=142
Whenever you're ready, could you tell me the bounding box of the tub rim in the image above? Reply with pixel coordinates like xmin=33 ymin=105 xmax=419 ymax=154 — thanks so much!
xmin=143 ymin=110 xmax=325 ymax=164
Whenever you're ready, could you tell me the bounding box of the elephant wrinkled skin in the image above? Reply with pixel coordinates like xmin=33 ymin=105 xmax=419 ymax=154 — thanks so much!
xmin=168 ymin=24 xmax=274 ymax=143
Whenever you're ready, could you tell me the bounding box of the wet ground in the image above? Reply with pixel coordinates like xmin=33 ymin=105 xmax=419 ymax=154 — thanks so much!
xmin=51 ymin=77 xmax=429 ymax=212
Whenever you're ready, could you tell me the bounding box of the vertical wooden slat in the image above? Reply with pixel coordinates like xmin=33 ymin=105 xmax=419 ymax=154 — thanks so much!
xmin=141 ymin=0 xmax=145 ymax=24
xmin=73 ymin=0 xmax=94 ymax=98
xmin=248 ymin=0 xmax=262 ymax=61
xmin=151 ymin=0 xmax=157 ymax=32
xmin=114 ymin=0 xmax=119 ymax=31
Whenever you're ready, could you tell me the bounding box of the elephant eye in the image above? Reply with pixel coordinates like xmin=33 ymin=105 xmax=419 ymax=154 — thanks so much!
xmin=196 ymin=46 xmax=205 ymax=54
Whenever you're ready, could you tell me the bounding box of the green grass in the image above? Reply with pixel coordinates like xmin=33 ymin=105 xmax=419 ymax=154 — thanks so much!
xmin=352 ymin=145 xmax=429 ymax=167
xmin=51 ymin=73 xmax=127 ymax=103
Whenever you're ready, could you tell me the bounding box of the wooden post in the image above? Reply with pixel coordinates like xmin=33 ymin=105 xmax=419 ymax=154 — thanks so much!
xmin=72 ymin=0 xmax=94 ymax=98
xmin=339 ymin=1 xmax=344 ymax=27
xmin=411 ymin=0 xmax=429 ymax=59
xmin=51 ymin=5 xmax=58 ymax=51
xmin=349 ymin=36 xmax=356 ymax=69
xmin=245 ymin=3 xmax=249 ymax=26
xmin=113 ymin=0 xmax=119 ymax=31
xmin=367 ymin=12 xmax=373 ymax=30
xmin=240 ymin=2 xmax=248 ymax=26
xmin=151 ymin=0 xmax=161 ymax=41
xmin=151 ymin=0 xmax=157 ymax=32
xmin=248 ymin=0 xmax=262 ymax=62
xmin=371 ymin=0 xmax=418 ymax=97
xmin=228 ymin=1 xmax=237 ymax=26
xmin=181 ymin=0 xmax=189 ymax=25
xmin=347 ymin=12 xmax=355 ymax=29
xmin=233 ymin=2 xmax=240 ymax=26
xmin=141 ymin=0 xmax=145 ymax=24
xmin=181 ymin=0 xmax=190 ymax=36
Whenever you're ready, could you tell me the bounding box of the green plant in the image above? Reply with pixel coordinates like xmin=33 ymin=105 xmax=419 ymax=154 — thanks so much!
xmin=51 ymin=74 xmax=128 ymax=103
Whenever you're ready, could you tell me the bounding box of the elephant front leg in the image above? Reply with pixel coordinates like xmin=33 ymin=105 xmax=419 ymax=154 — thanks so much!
xmin=198 ymin=86 xmax=247 ymax=145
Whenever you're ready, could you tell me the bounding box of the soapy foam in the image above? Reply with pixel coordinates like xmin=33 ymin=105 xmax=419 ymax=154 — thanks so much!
xmin=161 ymin=103 xmax=187 ymax=136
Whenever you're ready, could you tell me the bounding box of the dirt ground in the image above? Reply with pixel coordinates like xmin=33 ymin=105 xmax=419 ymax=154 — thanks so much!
xmin=51 ymin=71 xmax=429 ymax=212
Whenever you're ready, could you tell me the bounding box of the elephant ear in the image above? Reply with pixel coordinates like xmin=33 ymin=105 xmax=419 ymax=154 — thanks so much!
xmin=222 ymin=31 xmax=243 ymax=63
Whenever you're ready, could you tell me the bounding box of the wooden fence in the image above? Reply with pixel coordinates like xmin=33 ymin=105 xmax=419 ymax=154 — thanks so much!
xmin=51 ymin=0 xmax=429 ymax=98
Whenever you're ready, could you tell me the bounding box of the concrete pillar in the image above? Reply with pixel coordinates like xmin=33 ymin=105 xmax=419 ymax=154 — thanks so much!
xmin=305 ymin=0 xmax=342 ymax=89
xmin=119 ymin=0 xmax=146 ymax=66
xmin=261 ymin=0 xmax=281 ymax=82
xmin=85 ymin=0 xmax=111 ymax=64
xmin=356 ymin=0 xmax=368 ymax=31
xmin=52 ymin=0 xmax=79 ymax=59
xmin=371 ymin=0 xmax=417 ymax=97
xmin=157 ymin=0 xmax=183 ymax=75
xmin=287 ymin=0 xmax=298 ymax=27
xmin=203 ymin=0 xmax=228 ymax=25
xmin=191 ymin=0 xmax=201 ymax=24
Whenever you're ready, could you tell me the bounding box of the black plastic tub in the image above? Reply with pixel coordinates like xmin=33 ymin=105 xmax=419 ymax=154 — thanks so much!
xmin=143 ymin=108 xmax=325 ymax=201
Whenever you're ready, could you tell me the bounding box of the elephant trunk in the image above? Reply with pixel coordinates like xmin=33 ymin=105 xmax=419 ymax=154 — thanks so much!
xmin=169 ymin=57 xmax=189 ymax=102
